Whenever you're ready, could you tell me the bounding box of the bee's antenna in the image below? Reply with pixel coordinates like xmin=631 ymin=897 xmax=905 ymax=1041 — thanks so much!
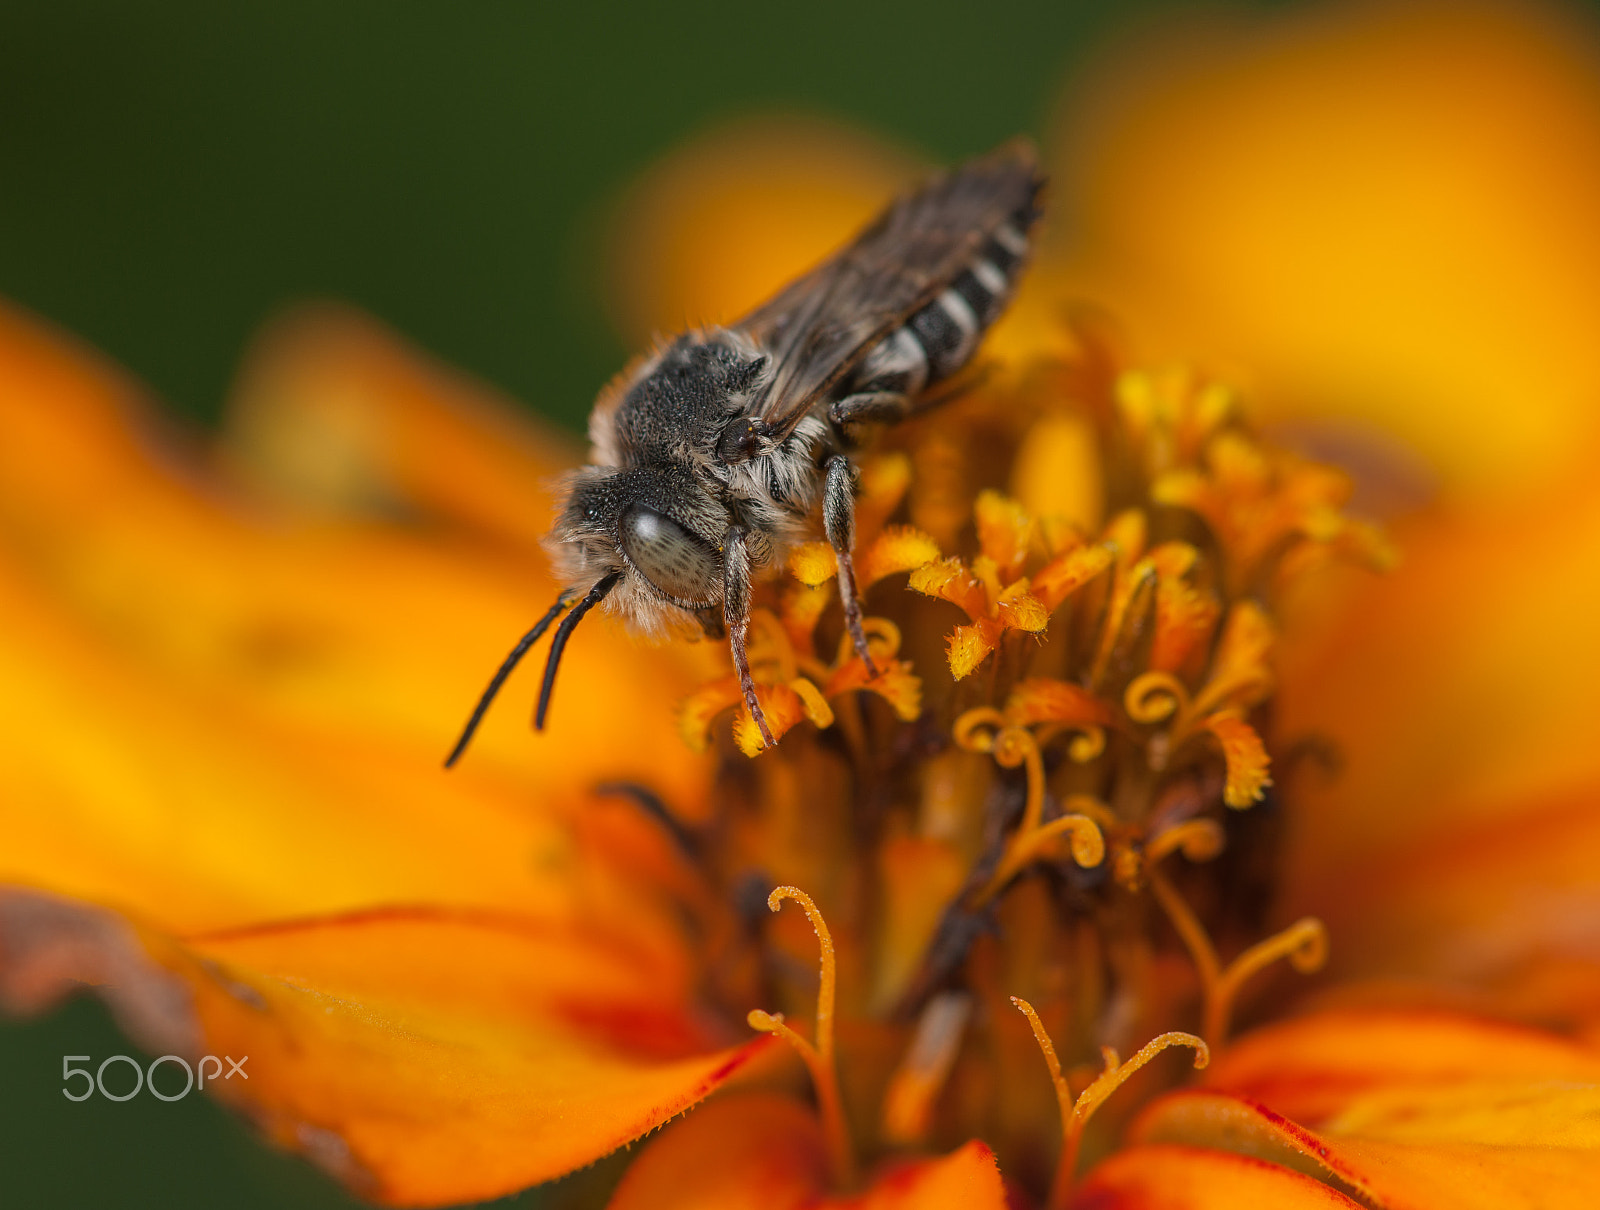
xmin=444 ymin=590 xmax=574 ymax=769
xmin=534 ymin=571 xmax=622 ymax=732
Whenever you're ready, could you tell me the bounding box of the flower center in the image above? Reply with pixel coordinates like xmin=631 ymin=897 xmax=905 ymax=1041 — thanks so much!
xmin=667 ymin=337 xmax=1392 ymax=1197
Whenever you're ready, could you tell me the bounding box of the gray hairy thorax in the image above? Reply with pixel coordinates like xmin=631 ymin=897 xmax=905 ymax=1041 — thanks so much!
xmin=610 ymin=330 xmax=836 ymax=549
xmin=546 ymin=328 xmax=849 ymax=640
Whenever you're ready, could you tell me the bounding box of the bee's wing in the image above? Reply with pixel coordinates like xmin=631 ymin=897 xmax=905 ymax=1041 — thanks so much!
xmin=736 ymin=140 xmax=1042 ymax=438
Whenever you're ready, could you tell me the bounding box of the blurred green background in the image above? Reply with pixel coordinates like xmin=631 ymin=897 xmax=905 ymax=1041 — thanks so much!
xmin=0 ymin=0 xmax=1183 ymax=439
xmin=0 ymin=2 xmax=1172 ymax=1204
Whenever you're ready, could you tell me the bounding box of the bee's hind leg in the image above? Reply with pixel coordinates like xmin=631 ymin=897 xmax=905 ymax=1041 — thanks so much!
xmin=723 ymin=525 xmax=776 ymax=749
xmin=823 ymin=455 xmax=880 ymax=679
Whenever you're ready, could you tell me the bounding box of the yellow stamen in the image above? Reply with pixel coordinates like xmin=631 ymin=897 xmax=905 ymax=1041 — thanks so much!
xmin=996 ymin=724 xmax=1046 ymax=837
xmin=951 ymin=706 xmax=1005 ymax=753
xmin=992 ymin=804 xmax=1107 ymax=885
xmin=833 ymin=615 xmax=903 ymax=667
xmin=954 ymin=716 xmax=1107 ymax=907
xmin=747 ymin=886 xmax=856 ymax=1187
xmin=1032 ymin=718 xmax=1108 ymax=763
xmin=1063 ymin=796 xmax=1120 ymax=832
xmin=745 ymin=1009 xmax=813 ymax=1056
xmin=1207 ymin=917 xmax=1329 ymax=1044
xmin=1116 ymin=819 xmax=1223 ymax=891
xmin=1013 ymin=996 xmax=1207 ymax=1210
xmin=1146 ymin=863 xmax=1328 ymax=1046
xmin=1145 ymin=863 xmax=1221 ymax=1005
xmin=1010 ymin=995 xmax=1073 ymax=1127
xmin=1124 ymin=669 xmax=1190 ymax=724
xmin=1144 ymin=818 xmax=1225 ymax=865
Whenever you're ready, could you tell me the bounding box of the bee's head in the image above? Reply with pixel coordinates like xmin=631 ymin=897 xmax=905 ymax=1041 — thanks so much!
xmin=545 ymin=464 xmax=730 ymax=636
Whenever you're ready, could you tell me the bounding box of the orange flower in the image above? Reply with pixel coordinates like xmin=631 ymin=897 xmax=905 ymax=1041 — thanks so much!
xmin=4 ymin=3 xmax=1600 ymax=1208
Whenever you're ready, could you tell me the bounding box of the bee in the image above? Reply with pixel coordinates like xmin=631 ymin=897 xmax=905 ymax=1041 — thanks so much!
xmin=445 ymin=141 xmax=1043 ymax=766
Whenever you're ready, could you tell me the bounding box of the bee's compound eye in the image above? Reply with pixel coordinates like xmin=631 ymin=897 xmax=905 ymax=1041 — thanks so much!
xmin=619 ymin=505 xmax=720 ymax=605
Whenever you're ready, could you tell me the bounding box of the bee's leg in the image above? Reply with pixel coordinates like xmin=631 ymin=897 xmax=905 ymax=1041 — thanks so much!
xmin=723 ymin=525 xmax=776 ymax=749
xmin=823 ymin=454 xmax=880 ymax=678
xmin=829 ymin=391 xmax=910 ymax=438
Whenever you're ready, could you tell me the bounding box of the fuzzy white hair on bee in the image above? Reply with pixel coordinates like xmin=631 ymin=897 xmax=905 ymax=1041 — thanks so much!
xmin=445 ymin=140 xmax=1043 ymax=767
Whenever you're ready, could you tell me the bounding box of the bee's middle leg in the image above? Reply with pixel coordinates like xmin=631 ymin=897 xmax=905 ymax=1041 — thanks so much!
xmin=722 ymin=525 xmax=775 ymax=749
xmin=823 ymin=454 xmax=879 ymax=678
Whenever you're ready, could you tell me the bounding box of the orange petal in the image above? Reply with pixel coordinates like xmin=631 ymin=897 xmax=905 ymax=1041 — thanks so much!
xmin=1101 ymin=507 xmax=1149 ymax=566
xmin=1200 ymin=712 xmax=1272 ymax=809
xmin=1150 ymin=468 xmax=1212 ymax=519
xmin=782 ymin=581 xmax=834 ymax=651
xmin=1032 ymin=542 xmax=1113 ymax=613
xmin=1312 ymin=1088 xmax=1600 ymax=1210
xmin=607 ymin=1093 xmax=828 ymax=1210
xmin=1280 ymin=479 xmax=1600 ymax=834
xmin=855 ymin=451 xmax=916 ymax=541
xmin=607 ymin=1092 xmax=1007 ymax=1210
xmin=946 ymin=621 xmax=1002 ymax=681
xmin=733 ymin=682 xmax=813 ymax=757
xmin=1127 ymin=1092 xmax=1375 ymax=1205
xmin=790 ymin=541 xmax=839 ymax=588
xmin=680 ymin=678 xmax=746 ymax=753
xmin=1146 ymin=542 xmax=1219 ymax=676
xmin=0 ymin=299 xmax=711 ymax=827
xmin=909 ymin=557 xmax=989 ymax=622
xmin=1277 ymin=472 xmax=1600 ymax=1007
xmin=1190 ymin=600 xmax=1275 ymax=718
xmin=604 ymin=117 xmax=919 ymax=342
xmin=994 ymin=585 xmax=1049 ymax=634
xmin=825 ymin=659 xmax=923 ymax=723
xmin=1115 ymin=368 xmax=1237 ymax=481
xmin=1 ymin=889 xmax=772 ymax=1207
xmin=1133 ymin=1083 xmax=1600 ymax=1210
xmin=1004 ymin=677 xmax=1114 ymax=730
xmin=222 ymin=305 xmax=574 ymax=546
xmin=0 ymin=553 xmax=696 ymax=934
xmin=1073 ymin=1143 xmax=1364 ymax=1208
xmin=858 ymin=525 xmax=941 ymax=590
xmin=790 ymin=677 xmax=837 ymax=730
xmin=1156 ymin=433 xmax=1383 ymax=596
xmin=835 ymin=1141 xmax=1006 ymax=1210
xmin=974 ymin=489 xmax=1033 ymax=583
xmin=1202 ymin=1007 xmax=1600 ymax=1123
xmin=1011 ymin=410 xmax=1105 ymax=536
xmin=1304 ymin=786 xmax=1600 ymax=1023
xmin=1055 ymin=0 xmax=1600 ymax=494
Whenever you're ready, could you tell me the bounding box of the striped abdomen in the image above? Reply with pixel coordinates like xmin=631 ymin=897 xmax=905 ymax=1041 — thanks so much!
xmin=842 ymin=210 xmax=1036 ymax=408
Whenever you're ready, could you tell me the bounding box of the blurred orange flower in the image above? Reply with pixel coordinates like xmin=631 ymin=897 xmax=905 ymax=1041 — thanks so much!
xmin=3 ymin=2 xmax=1600 ymax=1208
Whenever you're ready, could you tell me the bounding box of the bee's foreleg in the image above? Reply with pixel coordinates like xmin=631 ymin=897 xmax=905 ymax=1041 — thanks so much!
xmin=723 ymin=525 xmax=776 ymax=749
xmin=823 ymin=455 xmax=880 ymax=679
